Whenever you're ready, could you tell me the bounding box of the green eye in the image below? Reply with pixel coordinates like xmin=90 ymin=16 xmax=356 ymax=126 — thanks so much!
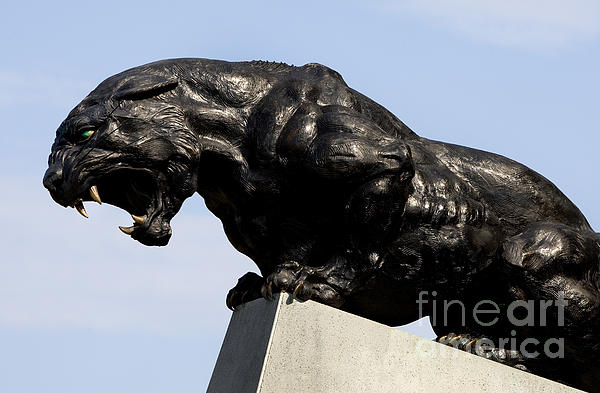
xmin=80 ymin=129 xmax=95 ymax=140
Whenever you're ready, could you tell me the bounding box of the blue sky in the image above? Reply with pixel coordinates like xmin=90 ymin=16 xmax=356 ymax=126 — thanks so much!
xmin=1 ymin=1 xmax=599 ymax=392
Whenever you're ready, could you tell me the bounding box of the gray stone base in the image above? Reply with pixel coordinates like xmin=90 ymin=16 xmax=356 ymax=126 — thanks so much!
xmin=207 ymin=293 xmax=581 ymax=393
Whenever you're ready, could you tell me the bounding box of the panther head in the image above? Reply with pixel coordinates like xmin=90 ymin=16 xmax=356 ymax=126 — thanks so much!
xmin=43 ymin=69 xmax=200 ymax=246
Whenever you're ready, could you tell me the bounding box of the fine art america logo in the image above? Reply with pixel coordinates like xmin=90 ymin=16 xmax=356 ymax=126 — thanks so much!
xmin=415 ymin=291 xmax=567 ymax=359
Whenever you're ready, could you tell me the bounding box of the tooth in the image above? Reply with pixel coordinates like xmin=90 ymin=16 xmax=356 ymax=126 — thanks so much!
xmin=131 ymin=214 xmax=146 ymax=225
xmin=119 ymin=226 xmax=135 ymax=235
xmin=74 ymin=200 xmax=88 ymax=218
xmin=89 ymin=185 xmax=102 ymax=204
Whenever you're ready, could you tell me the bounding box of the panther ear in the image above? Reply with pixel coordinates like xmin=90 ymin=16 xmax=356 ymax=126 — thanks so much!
xmin=114 ymin=74 xmax=179 ymax=101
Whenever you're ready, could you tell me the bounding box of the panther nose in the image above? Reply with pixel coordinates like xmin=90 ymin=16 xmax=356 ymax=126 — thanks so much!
xmin=43 ymin=167 xmax=62 ymax=192
xmin=43 ymin=167 xmax=68 ymax=205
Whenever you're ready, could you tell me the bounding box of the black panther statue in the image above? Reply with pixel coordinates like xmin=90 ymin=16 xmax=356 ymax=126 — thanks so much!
xmin=43 ymin=58 xmax=599 ymax=391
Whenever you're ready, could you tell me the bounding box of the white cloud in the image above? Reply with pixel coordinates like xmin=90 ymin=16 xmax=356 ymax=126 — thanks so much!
xmin=388 ymin=0 xmax=600 ymax=49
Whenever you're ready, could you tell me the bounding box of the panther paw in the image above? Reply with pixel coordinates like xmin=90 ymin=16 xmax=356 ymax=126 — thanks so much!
xmin=261 ymin=261 xmax=344 ymax=307
xmin=226 ymin=272 xmax=264 ymax=310
xmin=437 ymin=333 xmax=530 ymax=371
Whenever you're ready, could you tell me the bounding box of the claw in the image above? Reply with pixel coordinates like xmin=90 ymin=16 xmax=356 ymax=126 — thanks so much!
xmin=438 ymin=335 xmax=448 ymax=343
xmin=466 ymin=338 xmax=477 ymax=351
xmin=239 ymin=290 xmax=249 ymax=305
xmin=226 ymin=291 xmax=235 ymax=311
xmin=292 ymin=281 xmax=304 ymax=300
xmin=261 ymin=282 xmax=274 ymax=300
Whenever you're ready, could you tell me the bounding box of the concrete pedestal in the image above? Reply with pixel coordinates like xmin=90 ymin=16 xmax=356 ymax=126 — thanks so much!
xmin=207 ymin=293 xmax=581 ymax=393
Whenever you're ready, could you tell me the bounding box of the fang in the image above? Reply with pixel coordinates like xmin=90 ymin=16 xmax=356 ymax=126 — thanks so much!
xmin=119 ymin=226 xmax=135 ymax=235
xmin=131 ymin=214 xmax=146 ymax=225
xmin=89 ymin=185 xmax=102 ymax=204
xmin=74 ymin=200 xmax=88 ymax=218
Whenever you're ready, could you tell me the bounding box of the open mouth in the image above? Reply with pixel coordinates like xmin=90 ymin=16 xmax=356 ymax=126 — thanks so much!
xmin=67 ymin=168 xmax=173 ymax=246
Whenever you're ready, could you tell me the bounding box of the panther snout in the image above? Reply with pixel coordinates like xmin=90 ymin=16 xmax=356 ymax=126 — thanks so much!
xmin=43 ymin=165 xmax=94 ymax=218
xmin=43 ymin=166 xmax=69 ymax=206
